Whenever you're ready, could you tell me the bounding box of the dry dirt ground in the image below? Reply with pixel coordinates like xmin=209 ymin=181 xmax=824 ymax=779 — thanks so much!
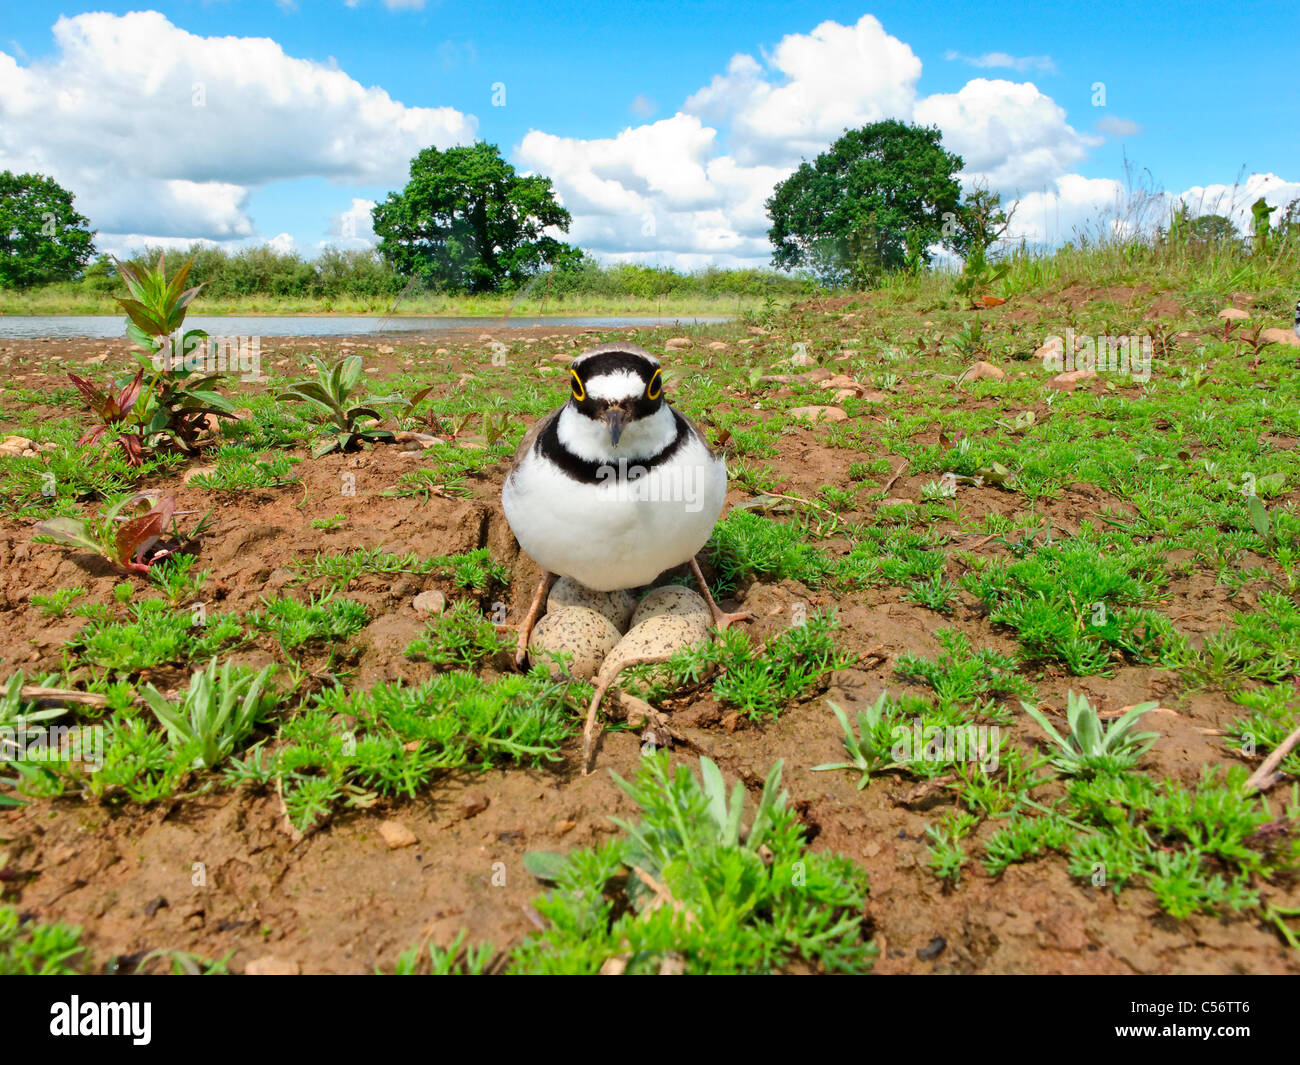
xmin=1 ymin=301 xmax=1298 ymax=975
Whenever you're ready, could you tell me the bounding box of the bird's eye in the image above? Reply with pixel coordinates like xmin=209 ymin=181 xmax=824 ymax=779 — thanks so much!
xmin=646 ymin=368 xmax=662 ymax=401
xmin=570 ymin=369 xmax=586 ymax=401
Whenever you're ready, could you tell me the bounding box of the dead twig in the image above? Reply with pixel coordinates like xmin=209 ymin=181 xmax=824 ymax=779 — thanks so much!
xmin=882 ymin=461 xmax=908 ymax=493
xmin=19 ymin=686 xmax=109 ymax=707
xmin=1244 ymin=724 xmax=1300 ymax=793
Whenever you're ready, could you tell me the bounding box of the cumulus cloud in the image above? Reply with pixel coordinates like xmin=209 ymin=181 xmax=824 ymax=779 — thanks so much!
xmin=1175 ymin=172 xmax=1300 ymax=230
xmin=684 ymin=15 xmax=922 ymax=167
xmin=7 ymin=10 xmax=1276 ymax=270
xmin=521 ymin=16 xmax=1105 ymax=265
xmin=328 ymin=197 xmax=380 ymax=249
xmin=944 ymin=50 xmax=1056 ymax=73
xmin=516 ymin=115 xmax=787 ymax=264
xmin=914 ymin=78 xmax=1100 ymax=194
xmin=1004 ymin=174 xmax=1127 ymax=245
xmin=0 ymin=12 xmax=475 ymax=248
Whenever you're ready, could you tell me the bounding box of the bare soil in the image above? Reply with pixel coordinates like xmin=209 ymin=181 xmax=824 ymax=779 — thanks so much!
xmin=2 ymin=323 xmax=1297 ymax=975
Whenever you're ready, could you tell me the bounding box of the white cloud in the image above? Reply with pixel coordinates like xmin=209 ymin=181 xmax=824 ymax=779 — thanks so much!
xmin=999 ymin=171 xmax=1300 ymax=248
xmin=684 ymin=15 xmax=922 ymax=167
xmin=944 ymin=50 xmax=1056 ymax=73
xmin=10 ymin=10 xmax=1276 ymax=271
xmin=516 ymin=115 xmax=785 ymax=264
xmin=1095 ymin=115 xmax=1142 ymax=138
xmin=328 ymin=197 xmax=380 ymax=249
xmin=266 ymin=232 xmax=297 ymax=256
xmin=517 ymin=19 xmax=1110 ymax=266
xmin=1176 ymin=172 xmax=1300 ymax=229
xmin=1004 ymin=174 xmax=1127 ymax=245
xmin=0 ymin=12 xmax=475 ymax=248
xmin=914 ymin=79 xmax=1099 ymax=194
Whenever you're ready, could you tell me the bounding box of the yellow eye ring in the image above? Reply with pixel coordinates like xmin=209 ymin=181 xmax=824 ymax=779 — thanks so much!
xmin=646 ymin=368 xmax=662 ymax=401
xmin=570 ymin=369 xmax=586 ymax=401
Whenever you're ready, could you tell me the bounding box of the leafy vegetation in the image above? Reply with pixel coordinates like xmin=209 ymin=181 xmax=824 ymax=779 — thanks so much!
xmin=510 ymin=755 xmax=875 ymax=974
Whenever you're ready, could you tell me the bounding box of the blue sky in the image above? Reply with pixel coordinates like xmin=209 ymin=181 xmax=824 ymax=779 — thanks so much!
xmin=2 ymin=2 xmax=1295 ymax=265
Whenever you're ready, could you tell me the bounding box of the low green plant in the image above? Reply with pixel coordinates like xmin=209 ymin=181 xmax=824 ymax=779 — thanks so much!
xmin=71 ymin=598 xmax=242 ymax=673
xmin=0 ymin=907 xmax=85 ymax=974
xmin=141 ymin=659 xmax=279 ymax=769
xmin=389 ymin=930 xmax=495 ymax=976
xmin=278 ymin=355 xmax=403 ymax=456
xmin=926 ymin=809 xmax=979 ymax=887
xmin=149 ymin=554 xmax=209 ymax=605
xmin=290 ymin=547 xmax=508 ymax=594
xmin=510 ymin=755 xmax=875 ymax=974
xmin=30 ymin=587 xmax=85 ymax=618
xmin=812 ymin=695 xmax=905 ymax=787
xmin=627 ymin=609 xmax=852 ymax=720
xmin=1022 ymin=691 xmax=1159 ymax=777
xmin=272 ymin=671 xmax=580 ymax=832
xmin=246 ymin=590 xmax=368 ymax=654
xmin=406 ymin=600 xmax=508 ymax=669
xmin=189 ymin=446 xmax=299 ymax=491
xmin=894 ymin=629 xmax=1033 ymax=717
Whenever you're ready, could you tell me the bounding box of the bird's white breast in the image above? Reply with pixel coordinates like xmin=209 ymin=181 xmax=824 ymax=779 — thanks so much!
xmin=502 ymin=409 xmax=726 ymax=591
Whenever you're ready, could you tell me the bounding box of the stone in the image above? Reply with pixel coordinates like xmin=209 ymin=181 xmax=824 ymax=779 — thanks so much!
xmin=1216 ymin=307 xmax=1249 ymax=320
xmin=459 ymin=792 xmax=490 ymax=820
xmin=412 ymin=590 xmax=447 ymax=616
xmin=820 ymin=374 xmax=860 ymax=391
xmin=788 ymin=405 xmax=848 ymax=423
xmin=182 ymin=466 xmax=217 ymax=484
xmin=1049 ymin=369 xmax=1097 ymax=391
xmin=378 ymin=820 xmax=418 ymax=849
xmin=1261 ymin=327 xmax=1300 ymax=348
xmin=965 ymin=361 xmax=1006 ymax=381
xmin=0 ymin=436 xmax=36 ymax=456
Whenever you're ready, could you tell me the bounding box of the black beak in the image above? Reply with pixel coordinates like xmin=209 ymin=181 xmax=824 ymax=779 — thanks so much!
xmin=602 ymin=407 xmax=629 ymax=446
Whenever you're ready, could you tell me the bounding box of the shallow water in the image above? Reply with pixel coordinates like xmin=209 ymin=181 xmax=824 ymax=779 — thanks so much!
xmin=0 ymin=314 xmax=732 ymax=340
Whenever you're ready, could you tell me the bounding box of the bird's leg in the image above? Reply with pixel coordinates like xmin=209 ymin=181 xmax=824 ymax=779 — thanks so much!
xmin=582 ymin=651 xmax=677 ymax=774
xmin=581 ymin=674 xmax=618 ymax=774
xmin=690 ymin=556 xmax=755 ymax=630
xmin=514 ymin=570 xmax=556 ymax=670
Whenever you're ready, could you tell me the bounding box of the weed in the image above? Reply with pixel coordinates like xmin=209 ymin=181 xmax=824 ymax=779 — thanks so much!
xmin=1022 ymin=691 xmax=1159 ymax=777
xmin=511 ymin=755 xmax=875 ymax=974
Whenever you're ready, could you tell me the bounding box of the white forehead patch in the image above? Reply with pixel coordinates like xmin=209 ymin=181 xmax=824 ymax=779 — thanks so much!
xmin=583 ymin=369 xmax=645 ymax=401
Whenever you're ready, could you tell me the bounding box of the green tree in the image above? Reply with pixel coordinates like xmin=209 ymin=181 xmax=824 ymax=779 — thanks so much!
xmin=954 ymin=181 xmax=1014 ymax=258
xmin=766 ymin=120 xmax=964 ymax=285
xmin=1163 ymin=208 xmax=1244 ymax=253
xmin=0 ymin=171 xmax=96 ymax=287
xmin=372 ymin=142 xmax=580 ymax=293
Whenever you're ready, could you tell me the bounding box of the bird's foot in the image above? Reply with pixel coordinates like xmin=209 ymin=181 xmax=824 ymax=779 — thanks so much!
xmin=708 ymin=605 xmax=757 ymax=631
xmin=689 ymin=556 xmax=754 ymax=632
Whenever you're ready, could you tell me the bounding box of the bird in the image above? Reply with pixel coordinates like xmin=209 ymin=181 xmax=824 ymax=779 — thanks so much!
xmin=502 ymin=342 xmax=751 ymax=666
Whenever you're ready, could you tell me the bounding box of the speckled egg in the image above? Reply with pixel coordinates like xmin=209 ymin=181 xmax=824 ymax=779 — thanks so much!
xmin=548 ymin=577 xmax=637 ymax=634
xmin=529 ymin=605 xmax=622 ymax=679
xmin=629 ymin=585 xmax=711 ymax=629
xmin=595 ymin=611 xmax=713 ymax=687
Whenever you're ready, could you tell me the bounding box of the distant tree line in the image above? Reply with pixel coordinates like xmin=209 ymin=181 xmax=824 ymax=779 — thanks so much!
xmin=59 ymin=243 xmax=813 ymax=301
xmin=5 ymin=123 xmax=1296 ymax=298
